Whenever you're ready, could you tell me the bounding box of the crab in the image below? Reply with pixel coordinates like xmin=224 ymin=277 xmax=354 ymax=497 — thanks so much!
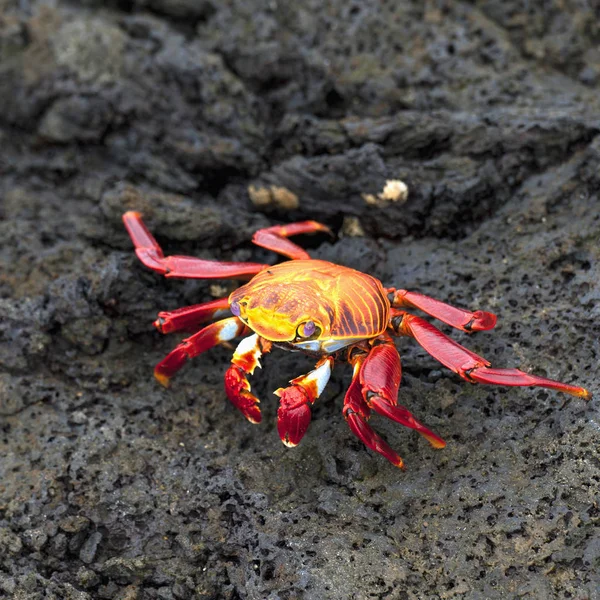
xmin=123 ymin=212 xmax=591 ymax=468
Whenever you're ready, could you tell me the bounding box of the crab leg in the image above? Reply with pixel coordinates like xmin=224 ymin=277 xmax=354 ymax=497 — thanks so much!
xmin=154 ymin=317 xmax=248 ymax=387
xmin=252 ymin=221 xmax=332 ymax=260
xmin=154 ymin=297 xmax=231 ymax=334
xmin=275 ymin=357 xmax=334 ymax=447
xmin=388 ymin=288 xmax=497 ymax=332
xmin=359 ymin=337 xmax=447 ymax=447
xmin=343 ymin=338 xmax=446 ymax=468
xmin=224 ymin=334 xmax=272 ymax=424
xmin=343 ymin=352 xmax=406 ymax=469
xmin=391 ymin=311 xmax=591 ymax=399
xmin=123 ymin=212 xmax=267 ymax=279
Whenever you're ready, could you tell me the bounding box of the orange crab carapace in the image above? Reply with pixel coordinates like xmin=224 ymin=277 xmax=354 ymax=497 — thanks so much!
xmin=123 ymin=212 xmax=591 ymax=468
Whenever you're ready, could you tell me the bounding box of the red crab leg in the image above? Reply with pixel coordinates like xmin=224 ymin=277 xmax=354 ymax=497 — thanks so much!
xmin=275 ymin=356 xmax=334 ymax=447
xmin=359 ymin=337 xmax=447 ymax=448
xmin=343 ymin=352 xmax=406 ymax=469
xmin=343 ymin=338 xmax=445 ymax=469
xmin=224 ymin=334 xmax=272 ymax=424
xmin=391 ymin=310 xmax=591 ymax=399
xmin=123 ymin=211 xmax=267 ymax=279
xmin=252 ymin=221 xmax=332 ymax=260
xmin=388 ymin=288 xmax=497 ymax=333
xmin=154 ymin=297 xmax=231 ymax=334
xmin=154 ymin=317 xmax=248 ymax=387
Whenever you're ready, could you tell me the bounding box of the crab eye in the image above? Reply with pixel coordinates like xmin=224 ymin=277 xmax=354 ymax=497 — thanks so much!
xmin=297 ymin=320 xmax=317 ymax=338
xmin=230 ymin=300 xmax=247 ymax=318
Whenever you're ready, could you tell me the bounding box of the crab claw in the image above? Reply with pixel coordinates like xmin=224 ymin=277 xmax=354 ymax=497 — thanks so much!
xmin=224 ymin=365 xmax=262 ymax=424
xmin=275 ymin=357 xmax=334 ymax=447
xmin=275 ymin=386 xmax=312 ymax=447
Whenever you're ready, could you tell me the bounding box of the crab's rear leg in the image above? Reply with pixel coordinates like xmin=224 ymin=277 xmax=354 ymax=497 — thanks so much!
xmin=391 ymin=310 xmax=591 ymax=399
xmin=154 ymin=297 xmax=231 ymax=334
xmin=154 ymin=317 xmax=248 ymax=387
xmin=388 ymin=288 xmax=497 ymax=333
xmin=252 ymin=221 xmax=332 ymax=260
xmin=123 ymin=212 xmax=267 ymax=279
xmin=275 ymin=357 xmax=334 ymax=447
xmin=343 ymin=338 xmax=446 ymax=469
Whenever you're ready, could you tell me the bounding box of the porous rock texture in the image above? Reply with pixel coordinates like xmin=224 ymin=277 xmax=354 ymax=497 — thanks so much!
xmin=1 ymin=1 xmax=599 ymax=599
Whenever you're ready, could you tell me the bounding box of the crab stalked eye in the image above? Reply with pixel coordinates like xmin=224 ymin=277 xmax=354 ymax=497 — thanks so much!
xmin=297 ymin=320 xmax=317 ymax=338
xmin=230 ymin=301 xmax=241 ymax=316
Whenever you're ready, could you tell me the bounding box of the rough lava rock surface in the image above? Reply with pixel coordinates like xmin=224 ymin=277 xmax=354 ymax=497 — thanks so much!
xmin=1 ymin=1 xmax=599 ymax=599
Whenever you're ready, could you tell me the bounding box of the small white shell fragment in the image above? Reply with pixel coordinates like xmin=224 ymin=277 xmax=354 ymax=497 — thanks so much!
xmin=362 ymin=179 xmax=409 ymax=205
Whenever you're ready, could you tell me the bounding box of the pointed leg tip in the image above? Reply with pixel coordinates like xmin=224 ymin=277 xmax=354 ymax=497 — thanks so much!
xmin=467 ymin=311 xmax=497 ymax=332
xmin=123 ymin=210 xmax=142 ymax=220
xmin=153 ymin=317 xmax=167 ymax=333
xmin=154 ymin=371 xmax=171 ymax=388
xmin=421 ymin=431 xmax=446 ymax=449
xmin=577 ymin=387 xmax=592 ymax=401
xmin=392 ymin=457 xmax=406 ymax=470
xmin=429 ymin=438 xmax=447 ymax=449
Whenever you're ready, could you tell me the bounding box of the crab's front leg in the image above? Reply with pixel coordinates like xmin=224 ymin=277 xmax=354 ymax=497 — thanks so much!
xmin=343 ymin=337 xmax=446 ymax=469
xmin=225 ymin=334 xmax=272 ymax=424
xmin=155 ymin=317 xmax=248 ymax=386
xmin=154 ymin=297 xmax=231 ymax=334
xmin=275 ymin=357 xmax=334 ymax=447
